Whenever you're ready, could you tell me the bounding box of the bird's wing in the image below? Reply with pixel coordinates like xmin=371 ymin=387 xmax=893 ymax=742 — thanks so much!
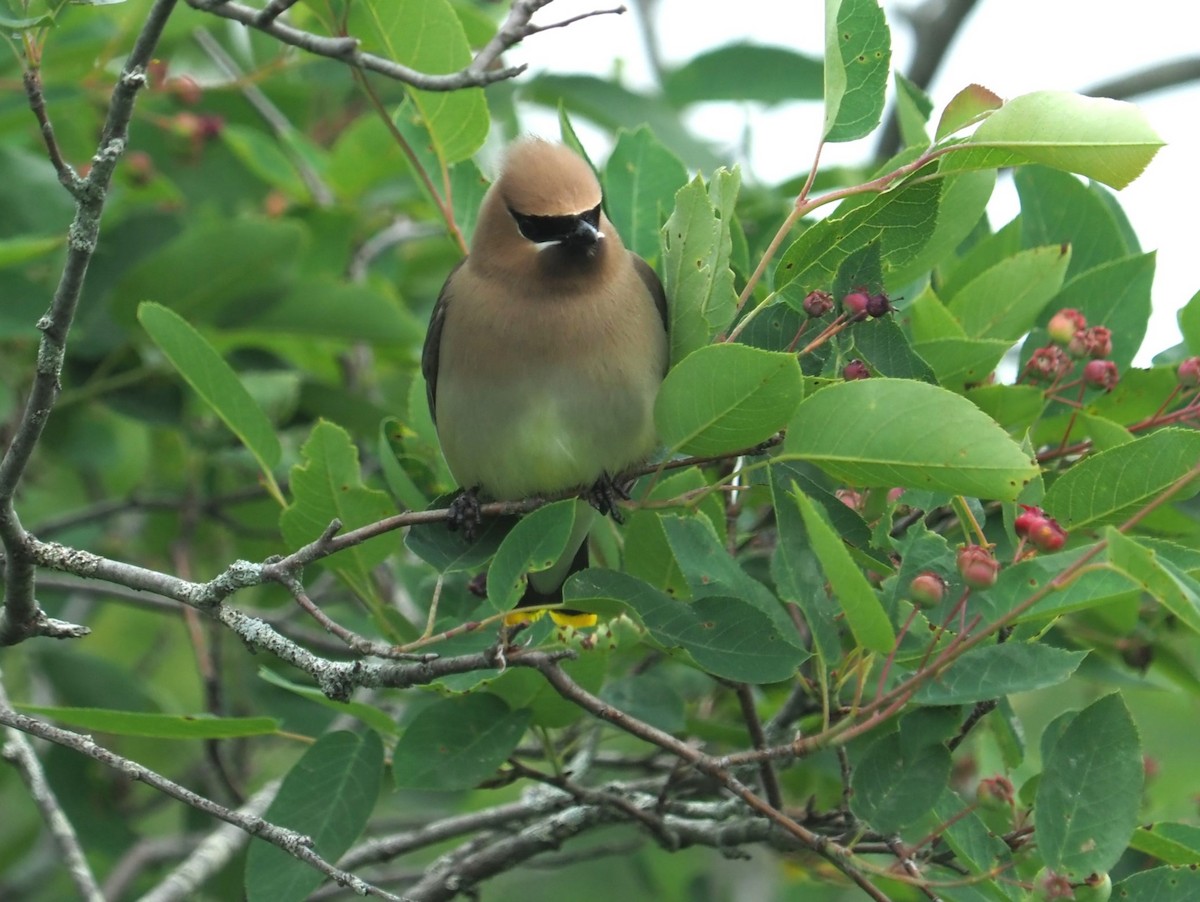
xmin=421 ymin=259 xmax=466 ymax=424
xmin=631 ymin=254 xmax=669 ymax=342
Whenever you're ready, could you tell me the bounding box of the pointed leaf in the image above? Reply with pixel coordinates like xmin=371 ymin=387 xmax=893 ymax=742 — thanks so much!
xmin=913 ymin=645 xmax=1086 ymax=705
xmin=1043 ymin=429 xmax=1200 ymax=530
xmin=604 ymin=127 xmax=688 ymax=262
xmin=655 ymin=344 xmax=802 ymax=456
xmin=935 ymin=83 xmax=1003 ymax=141
xmin=791 ymin=487 xmax=894 ymax=653
xmin=662 ymin=170 xmax=740 ymax=364
xmin=823 ymin=0 xmax=892 ymax=142
xmin=946 ymin=245 xmax=1070 ymax=341
xmin=1014 ymin=166 xmax=1130 ymax=279
xmin=1105 ymin=529 xmax=1200 ymax=635
xmin=15 ymin=706 xmax=279 ymax=739
xmin=138 ymin=303 xmax=281 ymax=478
xmin=351 ymin=0 xmax=488 ymax=164
xmin=941 ymin=90 xmax=1164 ymax=189
xmin=1114 ymin=866 xmax=1200 ymax=901
xmin=245 ymin=731 xmax=383 ymax=902
xmin=280 ymin=421 xmax=395 ymax=601
xmin=786 ymin=379 xmax=1039 ymax=500
xmin=1036 ymin=693 xmax=1142 ymax=877
xmin=392 ymin=694 xmax=531 ymax=790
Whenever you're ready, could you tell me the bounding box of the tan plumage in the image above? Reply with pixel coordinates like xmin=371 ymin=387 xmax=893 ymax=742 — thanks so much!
xmin=424 ymin=139 xmax=668 ymax=504
xmin=422 ymin=139 xmax=669 ymax=612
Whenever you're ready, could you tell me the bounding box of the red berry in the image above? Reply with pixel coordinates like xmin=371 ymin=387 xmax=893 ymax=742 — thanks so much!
xmin=1083 ymin=359 xmax=1119 ymax=391
xmin=842 ymin=359 xmax=870 ymax=380
xmin=842 ymin=291 xmax=870 ymax=319
xmin=1028 ymin=518 xmax=1067 ymax=552
xmin=1177 ymin=356 xmax=1200 ymax=387
xmin=909 ymin=571 xmax=946 ymax=608
xmin=802 ymin=290 xmax=834 ymax=318
xmin=1047 ymin=308 xmax=1087 ymax=345
xmin=1069 ymin=325 xmax=1113 ymax=359
xmin=957 ymin=545 xmax=999 ymax=589
xmin=1025 ymin=346 xmax=1072 ymax=383
xmin=976 ymin=775 xmax=1014 ymax=810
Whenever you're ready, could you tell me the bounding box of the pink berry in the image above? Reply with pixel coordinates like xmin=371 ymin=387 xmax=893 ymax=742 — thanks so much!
xmin=1177 ymin=356 xmax=1200 ymax=387
xmin=1025 ymin=346 xmax=1072 ymax=383
xmin=842 ymin=291 xmax=870 ymax=319
xmin=1047 ymin=308 xmax=1087 ymax=345
xmin=909 ymin=571 xmax=946 ymax=608
xmin=1083 ymin=359 xmax=1119 ymax=391
xmin=957 ymin=545 xmax=999 ymax=589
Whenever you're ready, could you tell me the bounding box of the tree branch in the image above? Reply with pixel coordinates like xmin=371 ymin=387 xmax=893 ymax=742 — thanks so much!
xmin=184 ymin=0 xmax=626 ymax=91
xmin=0 ymin=670 xmax=102 ymax=902
xmin=0 ymin=708 xmax=404 ymax=901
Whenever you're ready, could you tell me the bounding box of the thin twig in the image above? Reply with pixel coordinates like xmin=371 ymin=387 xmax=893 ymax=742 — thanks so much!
xmin=0 ymin=670 xmax=102 ymax=902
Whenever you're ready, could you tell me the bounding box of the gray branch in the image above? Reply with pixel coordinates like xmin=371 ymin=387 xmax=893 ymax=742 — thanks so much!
xmin=185 ymin=0 xmax=626 ymax=91
xmin=0 ymin=707 xmax=404 ymax=901
xmin=0 ymin=670 xmax=103 ymax=902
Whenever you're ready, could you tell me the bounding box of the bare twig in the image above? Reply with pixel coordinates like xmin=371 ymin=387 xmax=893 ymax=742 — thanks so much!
xmin=0 ymin=671 xmax=102 ymax=902
xmin=0 ymin=708 xmax=405 ymax=899
xmin=21 ymin=69 xmax=79 ymax=194
xmin=185 ymin=0 xmax=626 ymax=92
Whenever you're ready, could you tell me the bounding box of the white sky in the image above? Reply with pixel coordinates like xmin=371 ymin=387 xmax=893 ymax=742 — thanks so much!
xmin=519 ymin=0 xmax=1199 ymax=365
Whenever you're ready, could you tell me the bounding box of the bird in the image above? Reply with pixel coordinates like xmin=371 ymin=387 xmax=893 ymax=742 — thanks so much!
xmin=422 ymin=138 xmax=669 ymax=625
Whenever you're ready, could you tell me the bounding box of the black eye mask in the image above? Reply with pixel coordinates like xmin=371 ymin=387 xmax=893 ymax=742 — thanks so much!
xmin=509 ymin=203 xmax=602 ymax=244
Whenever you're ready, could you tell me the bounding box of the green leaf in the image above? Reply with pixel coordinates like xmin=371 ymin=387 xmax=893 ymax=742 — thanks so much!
xmin=138 ymin=303 xmax=281 ymax=481
xmin=603 ymin=127 xmax=688 ymax=263
xmin=791 ymin=486 xmax=894 ymax=653
xmin=280 ymin=421 xmax=395 ymax=602
xmin=912 ymin=336 xmax=1015 ymax=391
xmin=115 ymin=219 xmax=306 ymax=325
xmin=849 ymin=316 xmax=937 ymax=382
xmin=352 ymin=0 xmax=488 ymax=165
xmin=15 ymin=706 xmax=279 ymax=739
xmin=659 ymin=514 xmax=794 ymax=636
xmin=823 ymin=0 xmax=891 ymax=142
xmin=662 ymin=170 xmax=740 ymax=364
xmin=0 ymin=235 xmax=62 ymax=268
xmin=777 ymin=177 xmax=940 ymax=292
xmin=1114 ymin=866 xmax=1200 ymax=901
xmin=1179 ymin=289 xmax=1200 ymax=356
xmin=248 ymin=277 xmax=423 ymax=344
xmin=785 ymin=379 xmax=1039 ymax=500
xmin=655 ymin=344 xmax=802 ymax=456
xmin=624 ymin=469 xmax=725 ymax=596
xmin=220 ymin=124 xmax=312 ymax=201
xmin=913 ymin=645 xmax=1086 ymax=705
xmin=1036 ymin=693 xmax=1142 ymax=877
xmin=664 ymin=43 xmax=823 ymax=106
xmin=450 ymin=158 xmax=489 ymax=247
xmin=486 ymin=500 xmax=579 ymax=611
xmin=566 ymin=569 xmax=807 ymax=684
xmin=935 ymin=83 xmax=1003 ymax=141
xmin=893 ymin=73 xmax=933 ymax=148
xmin=946 ymin=245 xmax=1070 ymax=341
xmin=941 ymin=91 xmax=1164 ymax=189
xmin=245 ymin=731 xmax=383 ymax=902
xmin=257 ymin=668 xmax=399 ymax=738
xmin=1043 ymin=429 xmax=1200 ymax=530
xmin=851 ymin=732 xmax=951 ymax=834
xmin=885 ymin=169 xmax=995 ymax=289
xmin=1105 ymin=529 xmax=1200 ymax=635
xmin=1015 ymin=166 xmax=1130 ymax=279
xmin=1130 ymin=824 xmax=1200 ymax=866
xmin=378 ymin=417 xmax=430 ymax=512
xmin=392 ymin=694 xmax=531 ymax=790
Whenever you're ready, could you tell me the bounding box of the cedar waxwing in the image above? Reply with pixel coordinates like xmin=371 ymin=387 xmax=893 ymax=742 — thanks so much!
xmin=422 ymin=138 xmax=669 ymax=623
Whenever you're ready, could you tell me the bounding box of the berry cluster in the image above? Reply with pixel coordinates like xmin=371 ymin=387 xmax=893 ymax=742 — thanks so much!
xmin=1026 ymin=308 xmax=1119 ymax=392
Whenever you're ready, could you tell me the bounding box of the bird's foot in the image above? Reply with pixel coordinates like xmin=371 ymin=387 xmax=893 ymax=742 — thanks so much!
xmin=584 ymin=472 xmax=631 ymax=524
xmin=447 ymin=487 xmax=483 ymax=540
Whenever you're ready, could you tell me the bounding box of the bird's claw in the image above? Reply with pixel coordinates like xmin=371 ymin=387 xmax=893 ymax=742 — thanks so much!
xmin=584 ymin=472 xmax=631 ymax=523
xmin=448 ymin=487 xmax=483 ymax=540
